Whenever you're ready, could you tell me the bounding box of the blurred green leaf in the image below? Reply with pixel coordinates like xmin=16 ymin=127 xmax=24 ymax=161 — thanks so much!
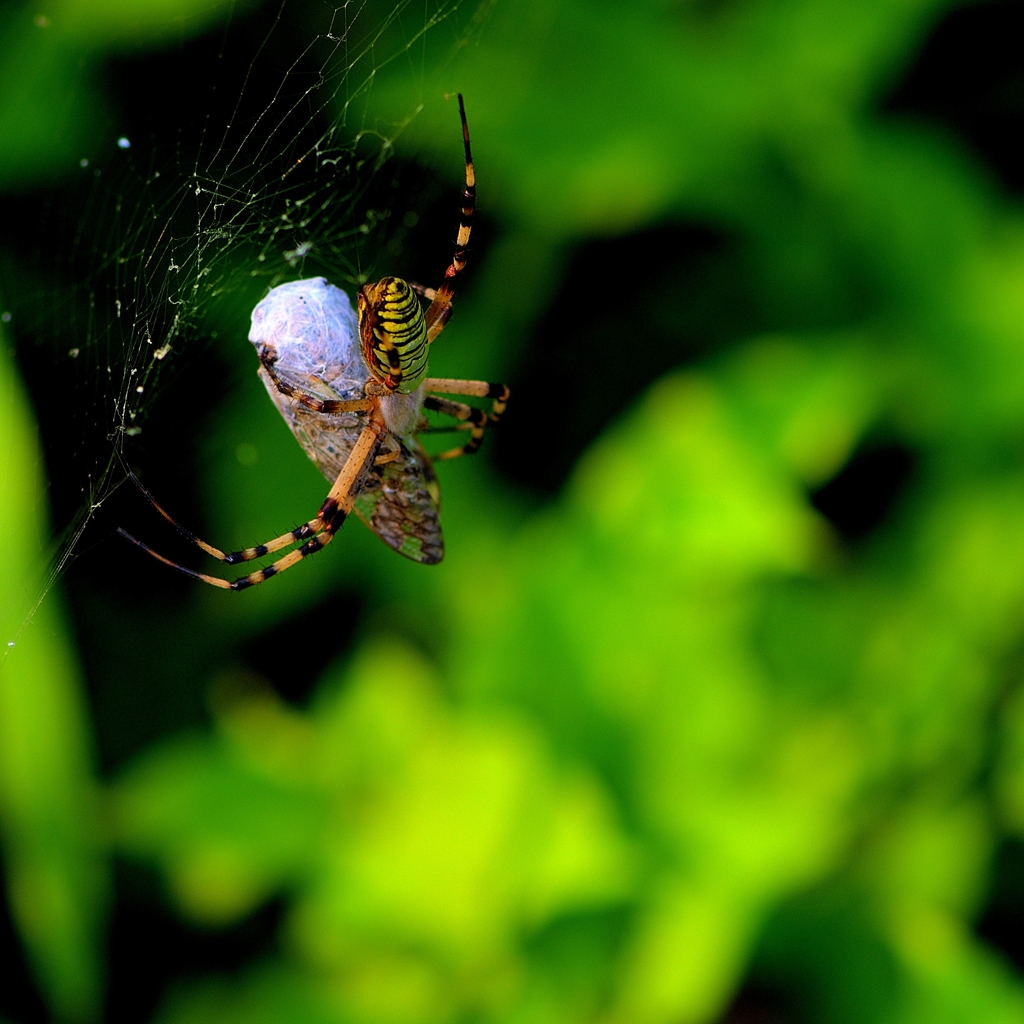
xmin=50 ymin=0 xmax=255 ymax=48
xmin=113 ymin=645 xmax=633 ymax=1021
xmin=0 ymin=338 xmax=106 ymax=1020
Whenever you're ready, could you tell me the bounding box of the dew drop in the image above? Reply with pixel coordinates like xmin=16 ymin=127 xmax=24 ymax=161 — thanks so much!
xmin=117 ymin=136 xmax=131 ymax=149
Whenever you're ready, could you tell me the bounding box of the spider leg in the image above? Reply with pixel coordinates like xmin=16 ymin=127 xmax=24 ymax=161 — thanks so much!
xmin=423 ymin=396 xmax=486 ymax=459
xmin=259 ymin=352 xmax=373 ymax=414
xmin=121 ymin=417 xmax=386 ymax=590
xmin=424 ymin=94 xmax=474 ymax=344
xmin=422 ymin=378 xmax=510 ymax=459
xmin=125 ymin=471 xmax=324 ymax=565
xmin=422 ymin=378 xmax=509 ymax=417
xmin=423 ymin=376 xmax=510 ymax=447
xmin=409 ymin=282 xmax=438 ymax=301
xmin=417 ymin=424 xmax=474 ymax=434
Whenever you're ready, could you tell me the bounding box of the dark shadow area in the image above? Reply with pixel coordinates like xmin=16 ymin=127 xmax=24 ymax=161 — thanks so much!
xmin=106 ymin=860 xmax=283 ymax=1024
xmin=884 ymin=0 xmax=1024 ymax=193
xmin=741 ymin=888 xmax=902 ymax=1024
xmin=495 ymin=224 xmax=750 ymax=495
xmin=14 ymin=314 xmax=237 ymax=575
xmin=976 ymin=836 xmax=1024 ymax=971
xmin=51 ymin=340 xmax=240 ymax=775
xmin=810 ymin=441 xmax=916 ymax=542
xmin=240 ymin=588 xmax=362 ymax=706
xmin=66 ymin=587 xmax=226 ymax=777
xmin=718 ymin=983 xmax=797 ymax=1024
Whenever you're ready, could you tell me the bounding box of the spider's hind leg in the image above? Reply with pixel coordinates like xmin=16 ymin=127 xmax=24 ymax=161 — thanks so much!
xmin=121 ymin=417 xmax=386 ymax=590
xmin=421 ymin=378 xmax=509 ymax=460
xmin=124 ymin=470 xmax=322 ymax=565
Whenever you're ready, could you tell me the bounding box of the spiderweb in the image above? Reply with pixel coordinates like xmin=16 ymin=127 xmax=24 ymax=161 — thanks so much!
xmin=3 ymin=0 xmax=472 ymax=648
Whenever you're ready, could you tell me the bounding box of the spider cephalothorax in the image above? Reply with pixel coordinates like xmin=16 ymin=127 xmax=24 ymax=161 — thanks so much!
xmin=358 ymin=276 xmax=429 ymax=395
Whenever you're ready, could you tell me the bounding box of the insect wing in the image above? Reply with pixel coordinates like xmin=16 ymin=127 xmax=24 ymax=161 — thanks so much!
xmin=354 ymin=440 xmax=443 ymax=564
xmin=257 ymin=369 xmax=443 ymax=564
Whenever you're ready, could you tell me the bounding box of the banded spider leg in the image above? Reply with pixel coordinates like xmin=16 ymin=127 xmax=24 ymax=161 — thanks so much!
xmin=119 ymin=410 xmax=387 ymax=590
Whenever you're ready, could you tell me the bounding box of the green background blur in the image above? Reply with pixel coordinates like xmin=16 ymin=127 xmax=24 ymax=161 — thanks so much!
xmin=5 ymin=0 xmax=1024 ymax=1021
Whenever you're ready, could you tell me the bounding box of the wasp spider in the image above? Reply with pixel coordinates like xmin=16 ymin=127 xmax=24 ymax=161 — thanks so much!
xmin=120 ymin=95 xmax=508 ymax=588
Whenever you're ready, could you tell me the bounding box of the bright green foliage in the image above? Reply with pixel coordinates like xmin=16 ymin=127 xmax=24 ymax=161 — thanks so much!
xmin=114 ymin=647 xmax=632 ymax=1023
xmin=0 ymin=340 xmax=106 ymax=1020
xmin=8 ymin=0 xmax=1024 ymax=1022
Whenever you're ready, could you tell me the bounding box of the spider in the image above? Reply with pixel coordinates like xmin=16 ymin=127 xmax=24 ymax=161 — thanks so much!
xmin=119 ymin=94 xmax=508 ymax=589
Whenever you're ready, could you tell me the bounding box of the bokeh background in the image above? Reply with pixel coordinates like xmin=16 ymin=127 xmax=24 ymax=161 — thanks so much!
xmin=5 ymin=0 xmax=1024 ymax=1021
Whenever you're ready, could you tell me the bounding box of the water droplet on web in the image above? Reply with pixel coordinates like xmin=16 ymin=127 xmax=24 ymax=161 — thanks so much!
xmin=136 ymin=385 xmax=144 ymax=394
xmin=284 ymin=241 xmax=312 ymax=267
xmin=6 ymin=642 xmax=14 ymax=648
xmin=117 ymin=136 xmax=131 ymax=150
xmin=68 ymin=348 xmax=79 ymax=358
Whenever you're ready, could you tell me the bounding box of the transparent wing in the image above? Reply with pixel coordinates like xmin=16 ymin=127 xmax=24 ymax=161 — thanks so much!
xmin=353 ymin=438 xmax=443 ymax=565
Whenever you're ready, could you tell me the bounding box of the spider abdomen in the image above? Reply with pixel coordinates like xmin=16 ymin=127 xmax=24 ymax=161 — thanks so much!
xmin=359 ymin=276 xmax=429 ymax=394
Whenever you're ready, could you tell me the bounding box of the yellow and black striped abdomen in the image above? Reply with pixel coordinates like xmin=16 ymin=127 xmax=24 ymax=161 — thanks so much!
xmin=358 ymin=277 xmax=429 ymax=394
